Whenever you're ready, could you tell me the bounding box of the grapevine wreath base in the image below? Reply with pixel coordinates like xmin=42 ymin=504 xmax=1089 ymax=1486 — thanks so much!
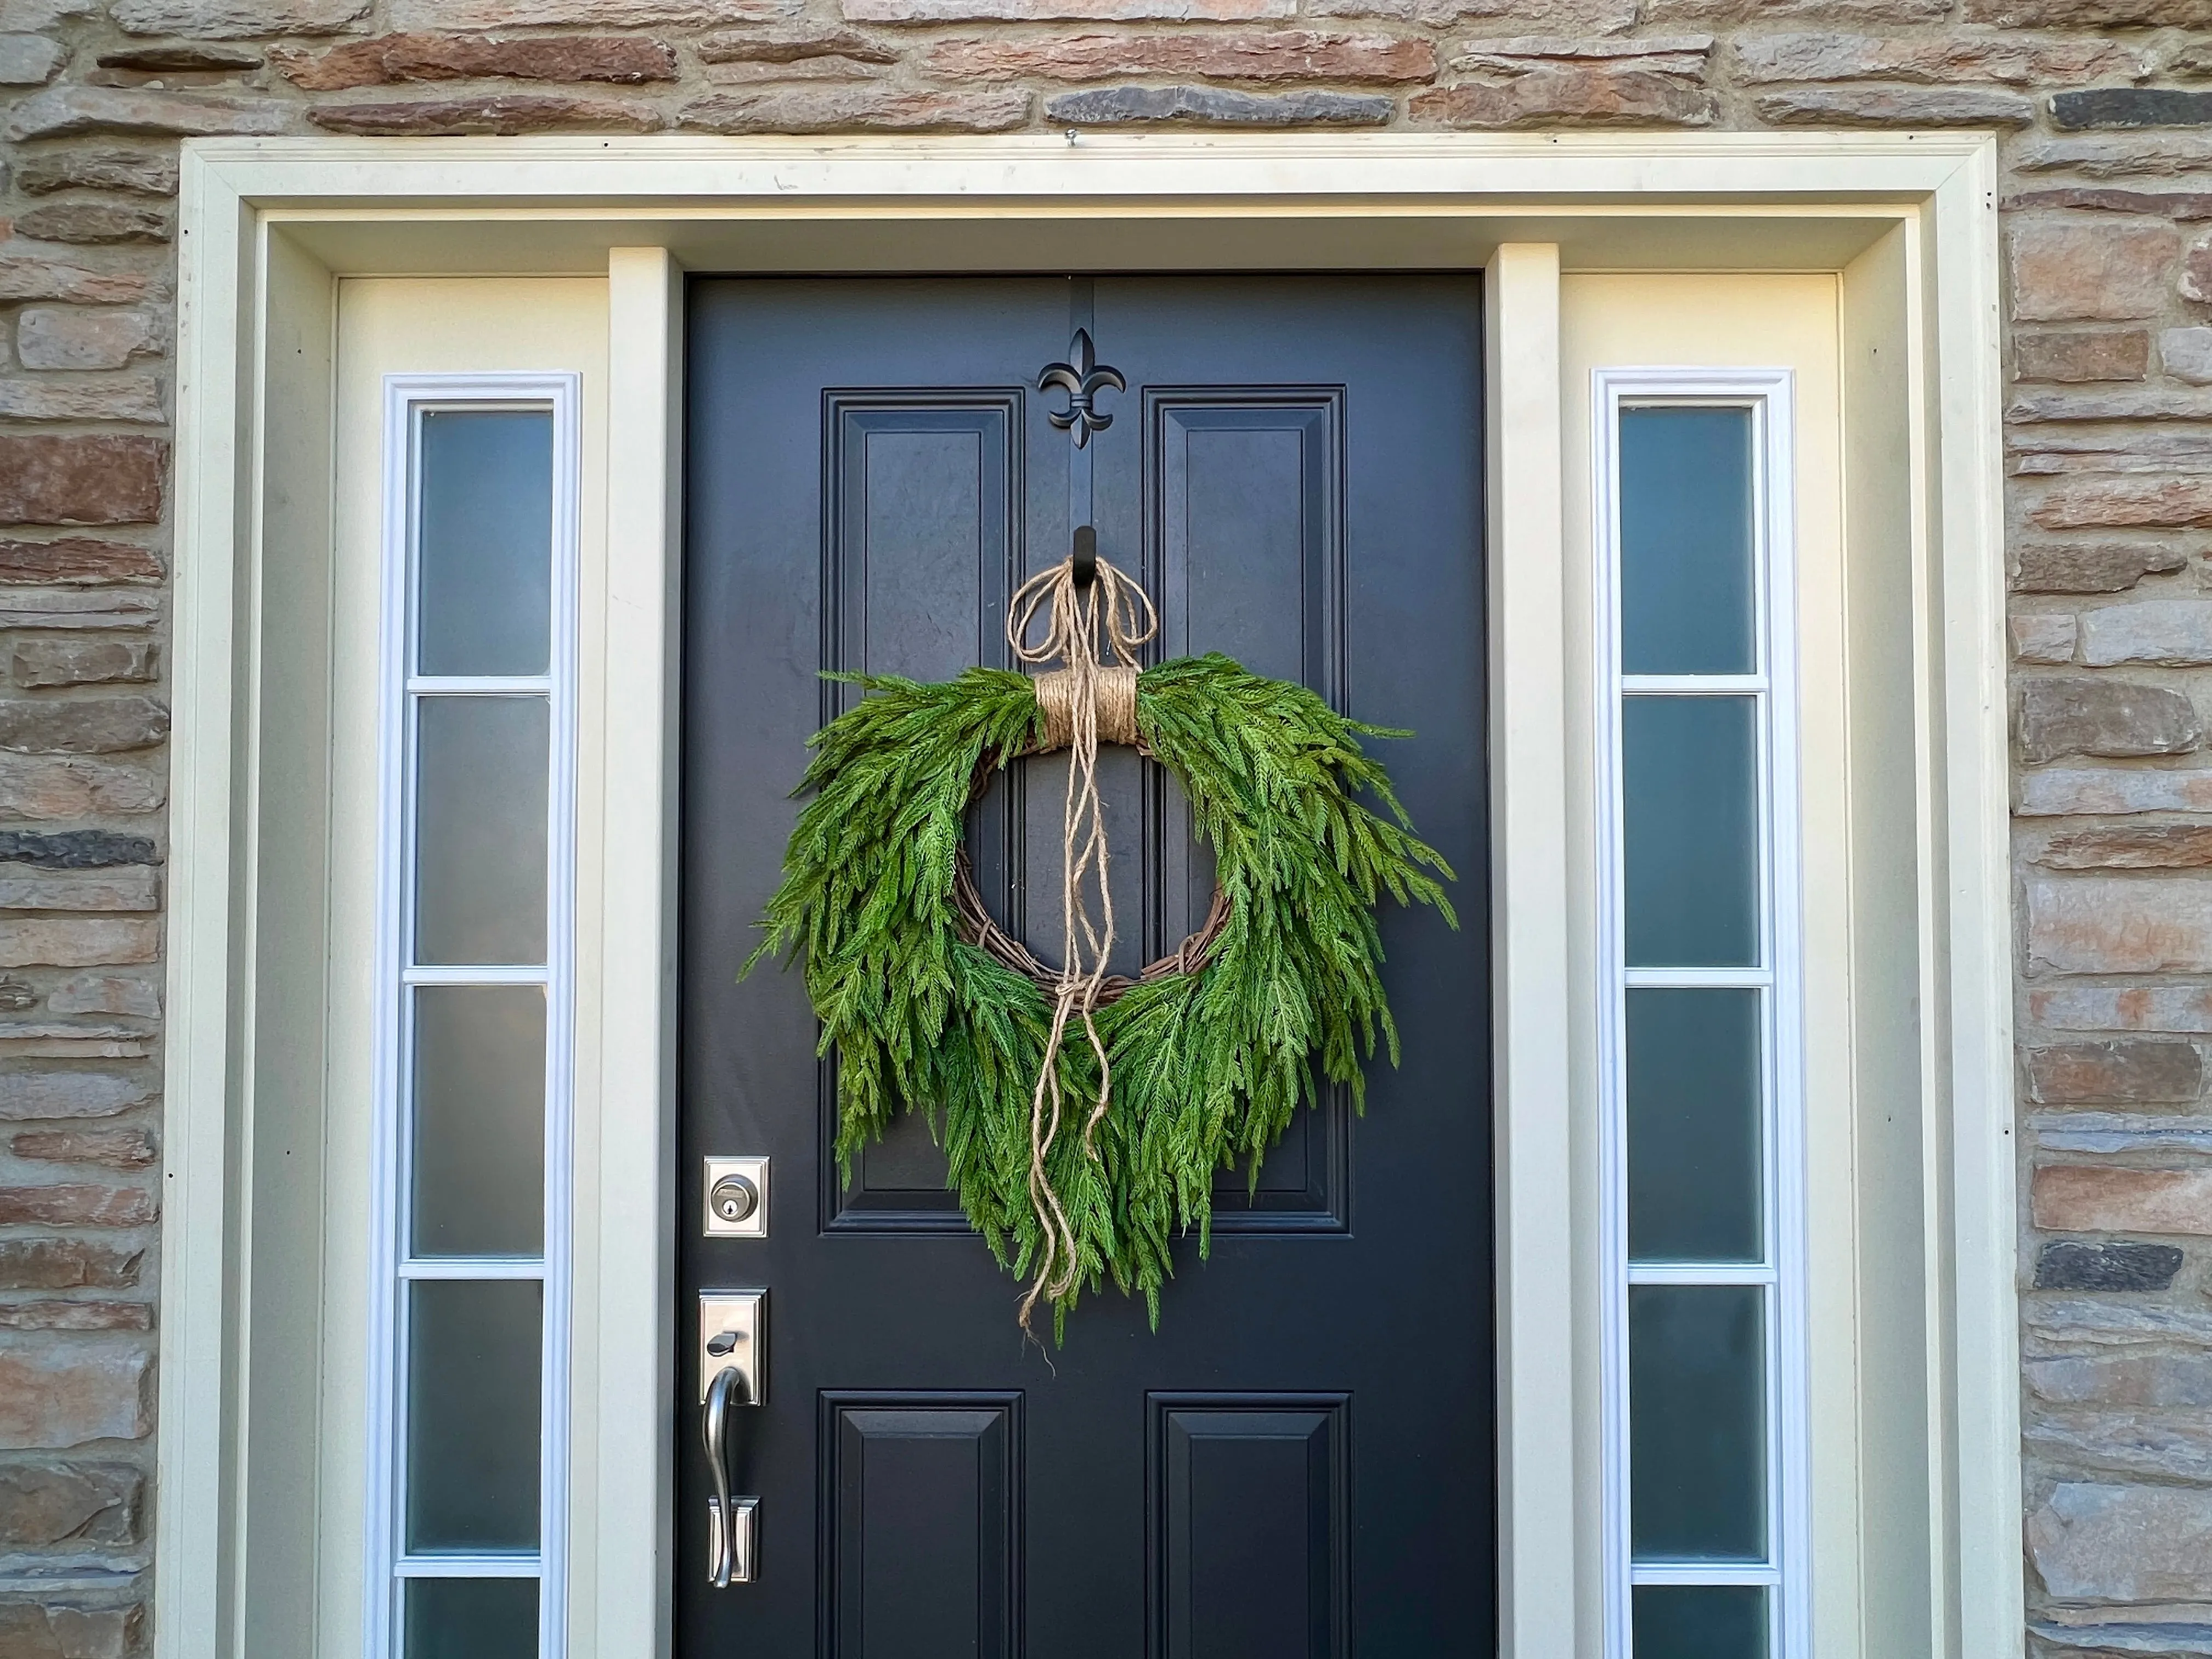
xmin=748 ymin=555 xmax=1453 ymax=1336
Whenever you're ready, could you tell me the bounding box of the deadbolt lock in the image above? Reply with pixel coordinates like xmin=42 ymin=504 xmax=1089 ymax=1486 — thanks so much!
xmin=703 ymin=1156 xmax=769 ymax=1238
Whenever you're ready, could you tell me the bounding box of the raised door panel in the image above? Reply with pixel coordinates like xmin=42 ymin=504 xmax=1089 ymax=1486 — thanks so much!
xmin=823 ymin=1394 xmax=1023 ymax=1659
xmin=1149 ymin=392 xmax=1350 ymax=1231
xmin=820 ymin=396 xmax=1020 ymax=1232
xmin=1148 ymin=1395 xmax=1350 ymax=1659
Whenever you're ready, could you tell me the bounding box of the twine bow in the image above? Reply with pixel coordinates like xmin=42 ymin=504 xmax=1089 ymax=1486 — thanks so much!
xmin=1005 ymin=550 xmax=1157 ymax=1331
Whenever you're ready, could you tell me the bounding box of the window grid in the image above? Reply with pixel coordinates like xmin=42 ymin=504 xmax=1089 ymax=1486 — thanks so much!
xmin=1594 ymin=371 xmax=1808 ymax=1659
xmin=368 ymin=375 xmax=580 ymax=1659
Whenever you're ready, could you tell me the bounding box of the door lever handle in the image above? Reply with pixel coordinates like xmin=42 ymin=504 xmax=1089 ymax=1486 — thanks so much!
xmin=702 ymin=1364 xmax=759 ymax=1587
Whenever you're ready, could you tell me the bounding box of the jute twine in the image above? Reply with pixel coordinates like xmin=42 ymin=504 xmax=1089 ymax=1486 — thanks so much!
xmin=1003 ymin=552 xmax=1155 ymax=1331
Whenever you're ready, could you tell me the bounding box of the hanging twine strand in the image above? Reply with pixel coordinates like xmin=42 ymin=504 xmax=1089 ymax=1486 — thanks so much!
xmin=1004 ymin=551 xmax=1156 ymax=1331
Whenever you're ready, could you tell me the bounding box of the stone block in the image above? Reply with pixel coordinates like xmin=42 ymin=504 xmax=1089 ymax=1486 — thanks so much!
xmin=1316 ymin=0 xmax=1634 ymax=20
xmin=2083 ymin=600 xmax=2212 ymax=665
xmin=0 ymin=377 xmax=166 ymax=425
xmin=14 ymin=1128 xmax=159 ymax=1167
xmin=0 ymin=0 xmax=91 ymax=21
xmin=2164 ymin=328 xmax=2212 ymax=387
xmin=2011 ymin=222 xmax=2179 ymax=323
xmin=1755 ymin=84 xmax=2032 ymax=126
xmin=0 ymin=921 xmax=161 ymax=969
xmin=2031 ymin=984 xmax=2212 ymax=1032
xmin=2039 ymin=824 xmax=2212 ymax=869
xmin=0 ymin=439 xmax=165 ymax=529
xmin=696 ymin=25 xmax=895 ymax=61
xmin=2024 ymin=1040 xmax=2203 ymax=1104
xmin=2042 ymin=482 xmax=2212 ymax=533
xmin=1972 ymin=0 xmax=2212 ymax=19
xmin=109 ymin=0 xmax=366 ymax=31
xmin=2029 ymin=1351 xmax=2212 ymax=1404
xmin=2016 ymin=331 xmax=2149 ymax=384
xmin=2186 ymin=235 xmax=2212 ymax=307
xmin=2013 ymin=544 xmax=2186 ymax=594
xmin=392 ymin=0 xmax=795 ymax=19
xmin=847 ymin=0 xmax=1289 ymax=18
xmin=270 ymin=33 xmax=680 ymax=89
xmin=2024 ymin=1410 xmax=2212 ymax=1485
xmin=12 ymin=202 xmax=171 ymax=246
xmin=1734 ymin=30 xmax=2136 ymax=84
xmin=2017 ymin=133 xmax=2212 ymax=178
xmin=0 ymin=1461 xmax=141 ymax=1547
xmin=15 ymin=148 xmax=178 ymax=198
xmin=4 ymin=84 xmax=289 ymax=140
xmin=11 ymin=640 xmax=160 ymax=689
xmin=2056 ymin=88 xmax=2212 ymax=130
xmin=308 ymin=92 xmax=664 ymax=134
xmin=2028 ymin=877 xmax=2212 ymax=973
xmin=2007 ymin=187 xmax=2212 ymax=218
xmin=2033 ymin=1240 xmax=2186 ymax=1290
xmin=1411 ymin=66 xmax=1712 ymax=126
xmin=2017 ymin=677 xmax=2202 ymax=763
xmin=0 ymin=1239 xmax=140 ymax=1289
xmin=0 ymin=1602 xmax=144 ymax=1659
xmin=0 ymin=698 xmax=167 ymax=757
xmin=1046 ymin=83 xmax=1392 ymax=123
xmin=0 ymin=32 xmax=64 ymax=86
xmin=2035 ymin=1163 xmax=2212 ymax=1234
xmin=0 ymin=835 xmax=157 ymax=874
xmin=682 ymin=86 xmax=1030 ymax=128
xmin=0 ymin=867 xmax=159 ymax=912
xmin=47 ymin=975 xmax=158 ymax=1017
xmin=0 ymin=591 xmax=161 ymax=631
xmin=0 ymin=1345 xmax=151 ymax=1448
xmin=96 ymin=41 xmax=262 ymax=71
xmin=0 ymin=254 xmax=156 ymax=309
xmin=0 ymin=539 xmax=161 ymax=586
xmin=2015 ymin=613 xmax=2079 ymax=663
xmin=1444 ymin=35 xmax=1712 ymax=72
xmin=924 ymin=29 xmax=1434 ymax=82
xmin=0 ymin=1301 xmax=153 ymax=1330
xmin=0 ymin=1072 xmax=152 ymax=1122
xmin=0 ymin=1186 xmax=156 ymax=1227
xmin=2029 ymin=1483 xmax=2212 ymax=1602
xmin=0 ymin=757 xmax=163 ymax=819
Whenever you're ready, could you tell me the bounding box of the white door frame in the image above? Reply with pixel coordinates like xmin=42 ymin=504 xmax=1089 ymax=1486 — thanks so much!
xmin=162 ymin=132 xmax=2012 ymax=1659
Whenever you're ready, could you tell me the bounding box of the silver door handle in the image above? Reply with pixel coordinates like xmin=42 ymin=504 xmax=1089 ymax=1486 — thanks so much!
xmin=703 ymin=1363 xmax=759 ymax=1587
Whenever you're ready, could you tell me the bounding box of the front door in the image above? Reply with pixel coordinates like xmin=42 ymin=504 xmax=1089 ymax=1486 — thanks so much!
xmin=681 ymin=275 xmax=1491 ymax=1655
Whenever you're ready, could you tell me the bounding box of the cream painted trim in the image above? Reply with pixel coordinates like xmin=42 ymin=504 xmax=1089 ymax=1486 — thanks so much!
xmin=164 ymin=133 xmax=2014 ymax=1659
xmin=588 ymin=247 xmax=685 ymax=1659
xmin=1486 ymin=242 xmax=1582 ymax=1659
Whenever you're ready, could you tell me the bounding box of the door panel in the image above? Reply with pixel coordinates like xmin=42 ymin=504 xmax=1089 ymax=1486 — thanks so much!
xmin=682 ymin=275 xmax=1490 ymax=1656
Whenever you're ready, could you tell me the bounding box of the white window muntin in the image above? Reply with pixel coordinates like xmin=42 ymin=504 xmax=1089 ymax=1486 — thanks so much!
xmin=1592 ymin=368 xmax=1809 ymax=1659
xmin=367 ymin=372 xmax=582 ymax=1659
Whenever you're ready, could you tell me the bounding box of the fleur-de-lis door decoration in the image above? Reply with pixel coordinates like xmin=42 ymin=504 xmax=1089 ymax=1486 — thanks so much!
xmin=1038 ymin=328 xmax=1126 ymax=448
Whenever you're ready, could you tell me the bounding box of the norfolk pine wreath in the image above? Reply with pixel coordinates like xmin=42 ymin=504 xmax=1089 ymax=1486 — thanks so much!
xmin=746 ymin=554 xmax=1455 ymax=1338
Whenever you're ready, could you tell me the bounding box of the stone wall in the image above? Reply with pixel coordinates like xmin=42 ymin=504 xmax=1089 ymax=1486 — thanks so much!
xmin=3 ymin=0 xmax=2212 ymax=1648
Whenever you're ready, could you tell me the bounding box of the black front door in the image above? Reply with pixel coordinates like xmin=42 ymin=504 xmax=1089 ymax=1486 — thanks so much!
xmin=681 ymin=275 xmax=1491 ymax=1656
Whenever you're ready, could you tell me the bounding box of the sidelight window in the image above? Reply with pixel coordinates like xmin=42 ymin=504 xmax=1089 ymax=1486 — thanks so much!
xmin=368 ymin=378 xmax=580 ymax=1659
xmin=1594 ymin=376 xmax=1807 ymax=1659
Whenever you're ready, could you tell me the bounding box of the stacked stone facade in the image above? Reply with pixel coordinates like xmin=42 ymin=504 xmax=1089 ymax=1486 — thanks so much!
xmin=3 ymin=0 xmax=2212 ymax=1648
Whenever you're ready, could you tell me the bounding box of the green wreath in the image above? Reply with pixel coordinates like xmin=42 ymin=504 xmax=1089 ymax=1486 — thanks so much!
xmin=747 ymin=559 xmax=1453 ymax=1336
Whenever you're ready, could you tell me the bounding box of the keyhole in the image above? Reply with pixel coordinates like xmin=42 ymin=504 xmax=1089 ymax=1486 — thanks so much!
xmin=712 ymin=1173 xmax=758 ymax=1224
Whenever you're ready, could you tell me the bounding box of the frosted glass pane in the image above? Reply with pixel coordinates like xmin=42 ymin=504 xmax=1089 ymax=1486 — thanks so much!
xmin=1629 ymin=1284 xmax=1764 ymax=1560
xmin=406 ymin=1279 xmax=541 ymax=1553
xmin=414 ymin=696 xmax=548 ymax=967
xmin=1623 ymin=695 xmax=1758 ymax=968
xmin=1633 ymin=1585 xmax=1767 ymax=1659
xmin=1620 ymin=407 xmax=1756 ymax=676
xmin=417 ymin=409 xmax=553 ymax=678
xmin=1628 ymin=988 xmax=1762 ymax=1263
xmin=411 ymin=986 xmax=544 ymax=1257
xmin=404 ymin=1577 xmax=538 ymax=1659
